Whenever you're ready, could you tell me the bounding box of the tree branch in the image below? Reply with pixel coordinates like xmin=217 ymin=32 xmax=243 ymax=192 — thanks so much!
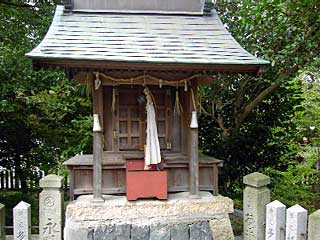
xmin=237 ymin=81 xmax=281 ymax=127
xmin=215 ymin=111 xmax=231 ymax=138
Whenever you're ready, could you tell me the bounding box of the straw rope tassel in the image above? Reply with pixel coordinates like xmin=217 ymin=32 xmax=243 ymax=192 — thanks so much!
xmin=111 ymin=87 xmax=116 ymax=113
xmin=174 ymin=89 xmax=183 ymax=116
xmin=191 ymin=88 xmax=197 ymax=112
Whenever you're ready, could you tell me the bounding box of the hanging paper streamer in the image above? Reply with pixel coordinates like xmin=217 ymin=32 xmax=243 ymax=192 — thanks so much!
xmin=184 ymin=80 xmax=188 ymax=92
xmin=144 ymin=87 xmax=161 ymax=169
xmin=159 ymin=80 xmax=163 ymax=88
xmin=94 ymin=72 xmax=101 ymax=90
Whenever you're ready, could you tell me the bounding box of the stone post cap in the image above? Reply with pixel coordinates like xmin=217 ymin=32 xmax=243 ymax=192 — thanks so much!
xmin=40 ymin=174 xmax=63 ymax=189
xmin=243 ymin=172 xmax=270 ymax=188
xmin=309 ymin=209 xmax=320 ymax=220
xmin=14 ymin=201 xmax=30 ymax=210
xmin=0 ymin=203 xmax=4 ymax=209
xmin=267 ymin=200 xmax=286 ymax=208
xmin=287 ymin=204 xmax=307 ymax=214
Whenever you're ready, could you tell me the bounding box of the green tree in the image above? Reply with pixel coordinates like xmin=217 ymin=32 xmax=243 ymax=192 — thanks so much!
xmin=0 ymin=1 xmax=92 ymax=186
xmin=200 ymin=0 xmax=320 ymax=196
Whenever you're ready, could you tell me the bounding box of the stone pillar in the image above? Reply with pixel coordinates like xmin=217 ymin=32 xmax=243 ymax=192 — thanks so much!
xmin=92 ymin=114 xmax=104 ymax=203
xmin=265 ymin=200 xmax=286 ymax=240
xmin=0 ymin=203 xmax=5 ymax=240
xmin=13 ymin=201 xmax=31 ymax=240
xmin=308 ymin=210 xmax=320 ymax=240
xmin=243 ymin=172 xmax=270 ymax=240
xmin=39 ymin=174 xmax=64 ymax=240
xmin=285 ymin=204 xmax=308 ymax=240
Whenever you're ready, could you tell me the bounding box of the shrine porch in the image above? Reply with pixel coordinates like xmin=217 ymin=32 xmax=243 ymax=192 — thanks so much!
xmin=64 ymin=152 xmax=223 ymax=200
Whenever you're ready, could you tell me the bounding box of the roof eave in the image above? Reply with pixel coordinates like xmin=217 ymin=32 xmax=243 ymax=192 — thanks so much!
xmin=30 ymin=57 xmax=268 ymax=75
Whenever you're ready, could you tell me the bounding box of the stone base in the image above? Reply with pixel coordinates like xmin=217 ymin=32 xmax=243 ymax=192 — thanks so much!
xmin=64 ymin=192 xmax=234 ymax=240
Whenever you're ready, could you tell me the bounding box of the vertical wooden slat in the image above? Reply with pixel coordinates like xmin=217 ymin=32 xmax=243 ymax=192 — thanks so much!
xmin=212 ymin=164 xmax=219 ymax=195
xmin=128 ymin=107 xmax=132 ymax=147
xmin=104 ymin=87 xmax=113 ymax=151
xmin=139 ymin=87 xmax=145 ymax=150
xmin=181 ymin=88 xmax=189 ymax=155
xmin=114 ymin=87 xmax=119 ymax=151
xmin=69 ymin=168 xmax=75 ymax=201
xmin=165 ymin=89 xmax=171 ymax=150
xmin=172 ymin=88 xmax=181 ymax=152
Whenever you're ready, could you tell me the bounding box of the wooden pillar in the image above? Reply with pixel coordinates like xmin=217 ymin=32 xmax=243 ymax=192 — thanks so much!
xmin=92 ymin=74 xmax=104 ymax=203
xmin=93 ymin=114 xmax=104 ymax=202
xmin=189 ymin=81 xmax=199 ymax=196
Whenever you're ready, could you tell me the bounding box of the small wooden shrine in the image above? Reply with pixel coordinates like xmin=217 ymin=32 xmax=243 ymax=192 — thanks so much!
xmin=27 ymin=0 xmax=268 ymax=202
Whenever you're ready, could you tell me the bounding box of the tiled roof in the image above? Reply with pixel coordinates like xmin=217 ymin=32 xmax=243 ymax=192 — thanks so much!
xmin=26 ymin=6 xmax=269 ymax=69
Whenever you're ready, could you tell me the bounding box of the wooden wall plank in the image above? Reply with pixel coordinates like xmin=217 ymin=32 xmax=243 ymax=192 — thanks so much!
xmin=104 ymin=87 xmax=113 ymax=151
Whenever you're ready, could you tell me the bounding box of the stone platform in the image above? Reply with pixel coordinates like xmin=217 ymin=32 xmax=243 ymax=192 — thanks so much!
xmin=64 ymin=192 xmax=234 ymax=240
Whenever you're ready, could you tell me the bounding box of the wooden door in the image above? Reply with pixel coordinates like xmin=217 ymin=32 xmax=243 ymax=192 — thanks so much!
xmin=117 ymin=87 xmax=172 ymax=151
xmin=153 ymin=88 xmax=172 ymax=150
xmin=118 ymin=88 xmax=143 ymax=150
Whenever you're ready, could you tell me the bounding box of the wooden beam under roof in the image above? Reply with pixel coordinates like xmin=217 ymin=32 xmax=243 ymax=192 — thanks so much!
xmin=33 ymin=59 xmax=265 ymax=75
xmin=71 ymin=0 xmax=205 ymax=15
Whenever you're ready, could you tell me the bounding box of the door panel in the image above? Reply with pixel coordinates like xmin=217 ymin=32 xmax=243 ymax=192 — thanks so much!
xmin=117 ymin=87 xmax=172 ymax=151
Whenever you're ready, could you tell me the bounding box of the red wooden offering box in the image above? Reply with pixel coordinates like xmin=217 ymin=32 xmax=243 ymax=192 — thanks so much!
xmin=126 ymin=159 xmax=168 ymax=201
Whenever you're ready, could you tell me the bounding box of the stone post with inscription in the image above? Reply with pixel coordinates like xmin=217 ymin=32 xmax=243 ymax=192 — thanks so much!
xmin=308 ymin=210 xmax=320 ymax=240
xmin=265 ymin=200 xmax=286 ymax=240
xmin=13 ymin=201 xmax=31 ymax=240
xmin=39 ymin=174 xmax=64 ymax=240
xmin=0 ymin=203 xmax=5 ymax=240
xmin=243 ymin=172 xmax=270 ymax=240
xmin=285 ymin=204 xmax=307 ymax=240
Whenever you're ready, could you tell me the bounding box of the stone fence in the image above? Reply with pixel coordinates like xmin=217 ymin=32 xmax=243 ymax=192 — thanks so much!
xmin=0 ymin=174 xmax=63 ymax=240
xmin=2 ymin=172 xmax=319 ymax=240
xmin=243 ymin=172 xmax=320 ymax=240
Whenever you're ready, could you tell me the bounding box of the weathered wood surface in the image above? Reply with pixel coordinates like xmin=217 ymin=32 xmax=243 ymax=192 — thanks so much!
xmin=34 ymin=59 xmax=263 ymax=73
xmin=102 ymin=86 xmax=175 ymax=152
xmin=189 ymin=80 xmax=199 ymax=196
xmin=93 ymin=130 xmax=103 ymax=201
xmin=92 ymin=82 xmax=104 ymax=201
xmin=72 ymin=0 xmax=204 ymax=14
xmin=65 ymin=152 xmax=222 ymax=199
xmin=189 ymin=128 xmax=199 ymax=196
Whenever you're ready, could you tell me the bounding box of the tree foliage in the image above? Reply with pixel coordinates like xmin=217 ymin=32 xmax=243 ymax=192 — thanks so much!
xmin=0 ymin=1 xmax=92 ymax=185
xmin=200 ymin=0 xmax=320 ymax=195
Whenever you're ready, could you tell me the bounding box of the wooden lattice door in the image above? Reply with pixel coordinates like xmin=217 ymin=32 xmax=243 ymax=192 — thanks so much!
xmin=117 ymin=87 xmax=172 ymax=151
xmin=118 ymin=89 xmax=143 ymax=150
